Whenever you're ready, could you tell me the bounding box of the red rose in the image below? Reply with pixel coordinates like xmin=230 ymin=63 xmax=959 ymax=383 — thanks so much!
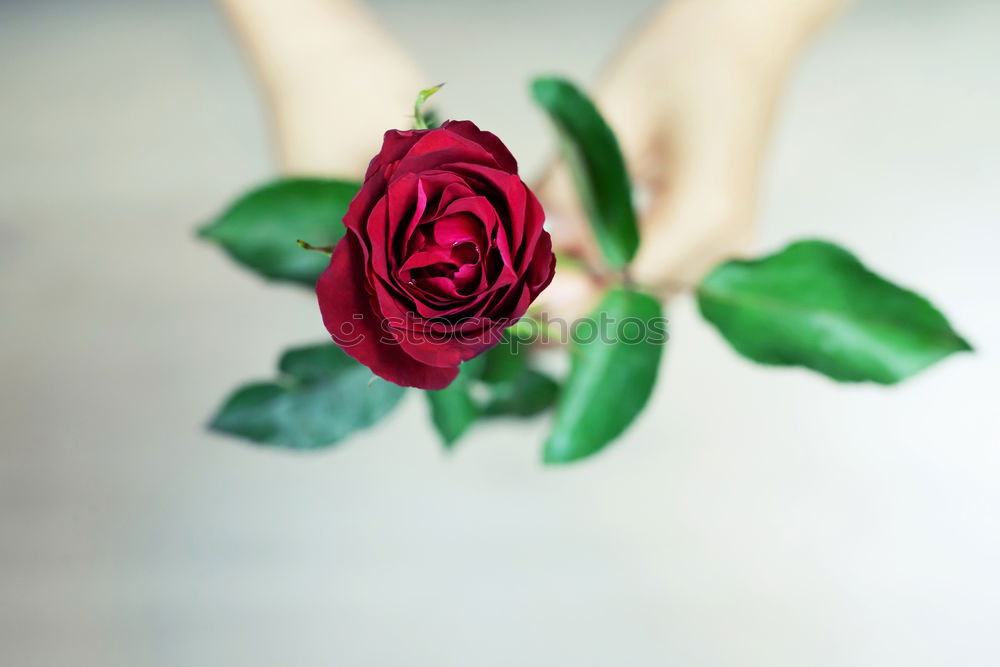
xmin=317 ymin=120 xmax=555 ymax=390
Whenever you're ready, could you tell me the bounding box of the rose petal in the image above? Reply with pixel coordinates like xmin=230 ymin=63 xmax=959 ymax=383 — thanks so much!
xmin=432 ymin=214 xmax=482 ymax=249
xmin=395 ymin=318 xmax=505 ymax=368
xmin=317 ymin=234 xmax=458 ymax=389
xmin=440 ymin=120 xmax=519 ymax=173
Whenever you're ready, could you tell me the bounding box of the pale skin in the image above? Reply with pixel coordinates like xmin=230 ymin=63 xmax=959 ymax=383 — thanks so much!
xmin=219 ymin=0 xmax=853 ymax=319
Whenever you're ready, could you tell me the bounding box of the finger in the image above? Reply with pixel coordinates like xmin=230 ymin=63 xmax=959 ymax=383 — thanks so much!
xmin=629 ymin=89 xmax=771 ymax=295
xmin=630 ymin=177 xmax=755 ymax=296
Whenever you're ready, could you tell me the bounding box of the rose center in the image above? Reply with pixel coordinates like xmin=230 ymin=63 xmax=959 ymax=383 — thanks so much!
xmin=398 ymin=213 xmax=488 ymax=297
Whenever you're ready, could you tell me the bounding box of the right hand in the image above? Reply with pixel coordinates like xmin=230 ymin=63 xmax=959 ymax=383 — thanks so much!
xmin=535 ymin=0 xmax=849 ymax=319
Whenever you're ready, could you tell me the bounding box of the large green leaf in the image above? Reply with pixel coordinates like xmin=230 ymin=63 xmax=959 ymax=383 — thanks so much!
xmin=426 ymin=359 xmax=482 ymax=448
xmin=544 ymin=288 xmax=665 ymax=464
xmin=200 ymin=178 xmax=360 ymax=286
xmin=697 ymin=239 xmax=972 ymax=384
xmin=531 ymin=77 xmax=639 ymax=269
xmin=209 ymin=343 xmax=404 ymax=450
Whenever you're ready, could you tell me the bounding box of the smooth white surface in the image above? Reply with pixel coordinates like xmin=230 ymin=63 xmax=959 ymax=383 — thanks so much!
xmin=1 ymin=0 xmax=997 ymax=665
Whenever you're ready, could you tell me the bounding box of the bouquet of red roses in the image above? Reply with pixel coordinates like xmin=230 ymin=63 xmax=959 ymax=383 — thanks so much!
xmin=200 ymin=80 xmax=970 ymax=464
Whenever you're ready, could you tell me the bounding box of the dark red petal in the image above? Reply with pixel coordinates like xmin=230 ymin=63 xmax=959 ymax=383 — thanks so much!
xmin=403 ymin=128 xmax=490 ymax=161
xmin=395 ymin=173 xmax=468 ymax=256
xmin=316 ymin=234 xmax=458 ymax=390
xmin=452 ymin=262 xmax=483 ymax=293
xmin=389 ymin=146 xmax=495 ymax=185
xmin=366 ymin=129 xmax=424 ymax=179
xmin=432 ymin=214 xmax=481 ymax=248
xmin=412 ymin=276 xmax=463 ymax=300
xmin=515 ymin=183 xmax=548 ymax=267
xmin=365 ymin=195 xmax=393 ymax=280
xmin=526 ymin=233 xmax=557 ymax=293
xmin=395 ymin=321 xmax=505 ymax=368
xmin=428 ymin=179 xmax=477 ymax=220
xmin=399 ymin=247 xmax=458 ymax=272
xmin=345 ymin=129 xmax=427 ymax=234
xmin=437 ymin=195 xmax=499 ymax=238
xmin=440 ymin=120 xmax=519 ymax=173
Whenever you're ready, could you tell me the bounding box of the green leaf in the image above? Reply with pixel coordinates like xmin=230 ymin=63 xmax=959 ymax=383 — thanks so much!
xmin=483 ymin=369 xmax=559 ymax=418
xmin=426 ymin=359 xmax=482 ymax=448
xmin=697 ymin=239 xmax=973 ymax=384
xmin=479 ymin=334 xmax=557 ymax=416
xmin=200 ymin=178 xmax=360 ymax=286
xmin=480 ymin=329 xmax=532 ymax=384
xmin=209 ymin=343 xmax=404 ymax=450
xmin=479 ymin=336 xmax=559 ymax=417
xmin=531 ymin=76 xmax=639 ymax=269
xmin=544 ymin=288 xmax=666 ymax=464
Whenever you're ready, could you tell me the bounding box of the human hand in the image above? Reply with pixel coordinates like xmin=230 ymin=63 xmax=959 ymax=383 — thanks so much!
xmin=220 ymin=0 xmax=425 ymax=177
xmin=536 ymin=0 xmax=851 ymax=315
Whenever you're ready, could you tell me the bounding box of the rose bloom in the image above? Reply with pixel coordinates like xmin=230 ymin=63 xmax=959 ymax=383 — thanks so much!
xmin=317 ymin=120 xmax=555 ymax=389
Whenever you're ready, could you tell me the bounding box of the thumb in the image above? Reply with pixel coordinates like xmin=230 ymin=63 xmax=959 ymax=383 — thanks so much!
xmin=630 ymin=178 xmax=756 ymax=296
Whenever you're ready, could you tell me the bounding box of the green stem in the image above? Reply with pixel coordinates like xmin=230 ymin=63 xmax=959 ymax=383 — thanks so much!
xmin=413 ymin=83 xmax=444 ymax=130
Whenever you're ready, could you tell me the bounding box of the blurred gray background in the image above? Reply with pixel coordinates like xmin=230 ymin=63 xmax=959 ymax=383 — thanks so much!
xmin=1 ymin=0 xmax=998 ymax=665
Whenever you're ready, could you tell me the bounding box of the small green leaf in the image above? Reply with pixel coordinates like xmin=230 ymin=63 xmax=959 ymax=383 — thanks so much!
xmin=480 ymin=329 xmax=531 ymax=384
xmin=209 ymin=343 xmax=404 ymax=450
xmin=531 ymin=76 xmax=639 ymax=269
xmin=697 ymin=239 xmax=972 ymax=384
xmin=483 ymin=369 xmax=559 ymax=418
xmin=479 ymin=336 xmax=559 ymax=418
xmin=413 ymin=83 xmax=444 ymax=130
xmin=200 ymin=178 xmax=360 ymax=286
xmin=426 ymin=359 xmax=481 ymax=448
xmin=544 ymin=288 xmax=666 ymax=464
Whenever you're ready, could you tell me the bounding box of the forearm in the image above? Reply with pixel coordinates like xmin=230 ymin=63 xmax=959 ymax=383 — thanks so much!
xmin=650 ymin=0 xmax=853 ymax=73
xmin=605 ymin=0 xmax=853 ymax=91
xmin=219 ymin=0 xmax=424 ymax=176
